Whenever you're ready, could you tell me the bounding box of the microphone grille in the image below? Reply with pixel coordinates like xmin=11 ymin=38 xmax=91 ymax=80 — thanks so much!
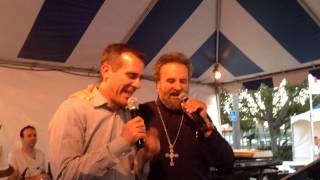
xmin=178 ymin=92 xmax=188 ymax=103
xmin=127 ymin=97 xmax=139 ymax=110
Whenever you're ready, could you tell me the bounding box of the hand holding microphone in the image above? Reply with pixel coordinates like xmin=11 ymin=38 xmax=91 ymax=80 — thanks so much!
xmin=126 ymin=97 xmax=145 ymax=148
xmin=179 ymin=92 xmax=213 ymax=134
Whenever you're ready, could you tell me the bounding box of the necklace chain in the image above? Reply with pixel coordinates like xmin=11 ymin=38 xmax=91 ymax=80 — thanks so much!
xmin=155 ymin=101 xmax=184 ymax=148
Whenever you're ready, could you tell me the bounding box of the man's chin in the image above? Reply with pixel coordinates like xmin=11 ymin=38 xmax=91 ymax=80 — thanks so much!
xmin=163 ymin=100 xmax=181 ymax=111
xmin=120 ymin=94 xmax=131 ymax=104
xmin=121 ymin=96 xmax=132 ymax=106
xmin=119 ymin=100 xmax=128 ymax=108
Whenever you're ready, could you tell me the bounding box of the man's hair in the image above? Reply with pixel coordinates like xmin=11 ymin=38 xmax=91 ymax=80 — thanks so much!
xmin=20 ymin=125 xmax=36 ymax=138
xmin=100 ymin=43 xmax=145 ymax=72
xmin=152 ymin=52 xmax=192 ymax=81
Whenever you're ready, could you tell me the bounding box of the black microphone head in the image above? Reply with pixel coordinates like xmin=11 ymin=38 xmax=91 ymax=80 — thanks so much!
xmin=127 ymin=97 xmax=139 ymax=110
xmin=178 ymin=92 xmax=189 ymax=103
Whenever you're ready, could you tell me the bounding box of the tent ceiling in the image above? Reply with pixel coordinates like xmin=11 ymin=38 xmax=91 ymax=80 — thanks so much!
xmin=1 ymin=0 xmax=320 ymax=85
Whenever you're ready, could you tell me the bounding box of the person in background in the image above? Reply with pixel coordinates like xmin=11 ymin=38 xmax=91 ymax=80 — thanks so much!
xmin=314 ymin=136 xmax=320 ymax=159
xmin=139 ymin=52 xmax=234 ymax=180
xmin=49 ymin=43 xmax=159 ymax=180
xmin=8 ymin=125 xmax=48 ymax=180
xmin=0 ymin=122 xmax=14 ymax=178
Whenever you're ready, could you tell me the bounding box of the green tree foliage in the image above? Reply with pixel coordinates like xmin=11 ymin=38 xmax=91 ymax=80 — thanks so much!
xmin=240 ymin=81 xmax=306 ymax=158
xmin=220 ymin=79 xmax=316 ymax=159
xmin=219 ymin=89 xmax=232 ymax=125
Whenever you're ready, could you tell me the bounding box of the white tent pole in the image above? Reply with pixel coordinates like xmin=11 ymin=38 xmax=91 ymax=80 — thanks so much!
xmin=291 ymin=121 xmax=295 ymax=161
xmin=309 ymin=90 xmax=315 ymax=160
xmin=215 ymin=90 xmax=222 ymax=133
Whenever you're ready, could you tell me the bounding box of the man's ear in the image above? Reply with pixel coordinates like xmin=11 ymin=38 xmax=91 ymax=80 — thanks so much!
xmin=155 ymin=81 xmax=160 ymax=92
xmin=100 ymin=63 xmax=112 ymax=80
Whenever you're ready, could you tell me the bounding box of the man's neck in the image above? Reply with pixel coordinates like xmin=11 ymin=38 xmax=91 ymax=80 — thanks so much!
xmin=22 ymin=146 xmax=36 ymax=159
xmin=109 ymin=104 xmax=120 ymax=112
xmin=104 ymin=97 xmax=122 ymax=112
xmin=22 ymin=146 xmax=34 ymax=154
xmin=98 ymin=87 xmax=121 ymax=112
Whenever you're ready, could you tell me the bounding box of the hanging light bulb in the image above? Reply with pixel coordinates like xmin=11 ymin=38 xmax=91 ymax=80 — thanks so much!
xmin=214 ymin=70 xmax=221 ymax=80
xmin=212 ymin=63 xmax=221 ymax=80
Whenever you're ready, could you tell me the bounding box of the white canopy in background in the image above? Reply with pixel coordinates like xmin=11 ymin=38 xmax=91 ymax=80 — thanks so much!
xmin=0 ymin=67 xmax=219 ymax=168
xmin=290 ymin=108 xmax=320 ymax=162
xmin=1 ymin=0 xmax=320 ymax=86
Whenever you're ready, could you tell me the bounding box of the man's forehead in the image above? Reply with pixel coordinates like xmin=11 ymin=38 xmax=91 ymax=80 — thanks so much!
xmin=121 ymin=52 xmax=134 ymax=61
xmin=161 ymin=62 xmax=188 ymax=71
xmin=118 ymin=51 xmax=144 ymax=67
xmin=120 ymin=51 xmax=143 ymax=63
xmin=24 ymin=128 xmax=36 ymax=133
xmin=160 ymin=63 xmax=188 ymax=77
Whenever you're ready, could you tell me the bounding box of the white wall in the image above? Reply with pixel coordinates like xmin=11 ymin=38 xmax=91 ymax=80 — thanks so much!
xmin=0 ymin=67 xmax=95 ymax=169
xmin=0 ymin=67 xmax=219 ymax=168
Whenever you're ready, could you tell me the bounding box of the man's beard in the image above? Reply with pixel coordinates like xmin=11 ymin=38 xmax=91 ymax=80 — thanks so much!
xmin=161 ymin=94 xmax=182 ymax=111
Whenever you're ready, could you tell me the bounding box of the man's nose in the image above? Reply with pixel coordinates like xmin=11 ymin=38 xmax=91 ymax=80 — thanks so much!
xmin=173 ymin=82 xmax=183 ymax=91
xmin=132 ymin=78 xmax=141 ymax=89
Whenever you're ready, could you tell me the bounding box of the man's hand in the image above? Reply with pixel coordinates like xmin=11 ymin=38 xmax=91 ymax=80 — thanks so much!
xmin=181 ymin=98 xmax=213 ymax=137
xmin=135 ymin=128 xmax=160 ymax=177
xmin=121 ymin=117 xmax=146 ymax=146
xmin=7 ymin=169 xmax=19 ymax=180
xmin=137 ymin=128 xmax=160 ymax=161
xmin=26 ymin=173 xmax=48 ymax=180
xmin=181 ymin=98 xmax=207 ymax=119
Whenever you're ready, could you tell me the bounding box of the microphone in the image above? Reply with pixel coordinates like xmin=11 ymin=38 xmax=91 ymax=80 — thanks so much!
xmin=127 ymin=97 xmax=144 ymax=148
xmin=21 ymin=167 xmax=28 ymax=180
xmin=47 ymin=163 xmax=53 ymax=180
xmin=178 ymin=92 xmax=209 ymax=133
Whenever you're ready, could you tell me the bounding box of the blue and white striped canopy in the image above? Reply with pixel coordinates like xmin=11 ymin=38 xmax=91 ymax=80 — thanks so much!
xmin=1 ymin=0 xmax=320 ymax=85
